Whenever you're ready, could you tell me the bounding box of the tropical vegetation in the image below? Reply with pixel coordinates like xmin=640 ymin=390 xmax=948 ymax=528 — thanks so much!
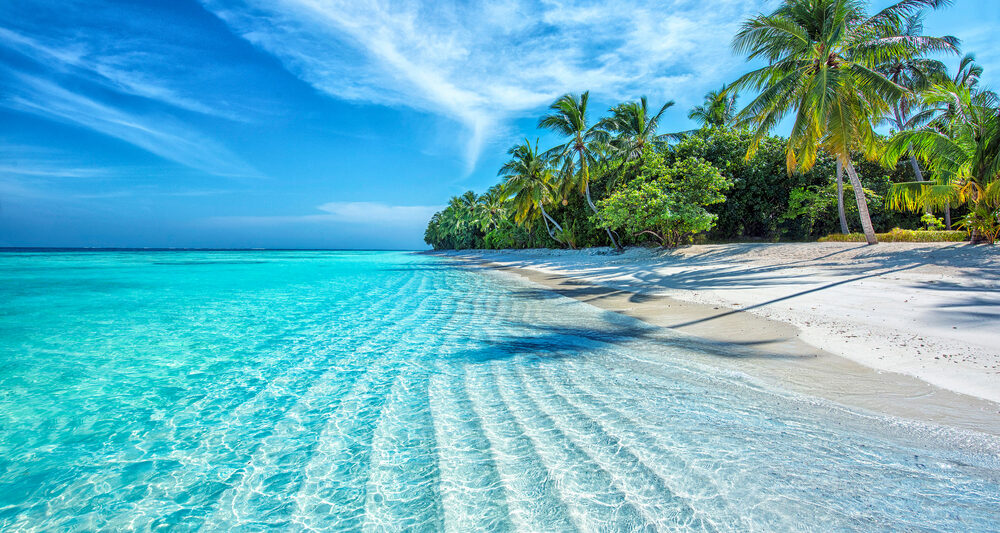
xmin=596 ymin=148 xmax=731 ymax=247
xmin=425 ymin=0 xmax=996 ymax=250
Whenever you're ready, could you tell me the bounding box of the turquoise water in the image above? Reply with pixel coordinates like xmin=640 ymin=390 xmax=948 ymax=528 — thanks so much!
xmin=1 ymin=251 xmax=998 ymax=532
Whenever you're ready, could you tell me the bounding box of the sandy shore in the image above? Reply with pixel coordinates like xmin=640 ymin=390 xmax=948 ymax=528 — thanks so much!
xmin=436 ymin=242 xmax=1000 ymax=430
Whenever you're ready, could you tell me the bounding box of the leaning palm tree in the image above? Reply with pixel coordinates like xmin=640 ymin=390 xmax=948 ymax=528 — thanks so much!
xmin=539 ymin=92 xmax=620 ymax=249
xmin=499 ymin=139 xmax=568 ymax=246
xmin=688 ymin=85 xmax=739 ymax=129
xmin=731 ymin=0 xmax=955 ymax=245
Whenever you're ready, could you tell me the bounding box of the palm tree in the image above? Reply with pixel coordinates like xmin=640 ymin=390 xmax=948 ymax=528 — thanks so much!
xmin=927 ymin=54 xmax=996 ymax=229
xmin=444 ymin=192 xmax=479 ymax=249
xmin=597 ymin=96 xmax=676 ymax=162
xmin=499 ymin=139 xmax=568 ymax=246
xmin=424 ymin=211 xmax=446 ymax=249
xmin=885 ymin=56 xmax=997 ymax=227
xmin=954 ymin=53 xmax=986 ymax=90
xmin=885 ymin=81 xmax=1000 ymax=242
xmin=924 ymin=55 xmax=997 ymax=135
xmin=474 ymin=185 xmax=509 ymax=233
xmin=688 ymin=85 xmax=738 ymax=129
xmin=731 ymin=0 xmax=955 ymax=245
xmin=539 ymin=92 xmax=620 ymax=249
xmin=876 ymin=12 xmax=958 ymax=224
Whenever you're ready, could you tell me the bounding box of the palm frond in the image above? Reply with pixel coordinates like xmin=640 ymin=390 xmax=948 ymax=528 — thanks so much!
xmin=886 ymin=181 xmax=959 ymax=212
xmin=862 ymin=0 xmax=953 ymax=34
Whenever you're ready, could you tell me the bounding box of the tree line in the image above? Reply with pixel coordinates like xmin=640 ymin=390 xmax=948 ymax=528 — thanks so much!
xmin=426 ymin=0 xmax=1000 ymax=250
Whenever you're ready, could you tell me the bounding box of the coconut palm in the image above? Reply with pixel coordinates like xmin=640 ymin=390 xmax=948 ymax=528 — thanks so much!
xmin=876 ymin=12 xmax=958 ymax=225
xmin=731 ymin=0 xmax=955 ymax=244
xmin=688 ymin=85 xmax=739 ymax=129
xmin=424 ymin=194 xmax=476 ymax=250
xmin=499 ymin=138 xmax=568 ymax=246
xmin=424 ymin=211 xmax=446 ymax=249
xmin=539 ymin=92 xmax=620 ymax=249
xmin=597 ymin=96 xmax=677 ymax=162
xmin=954 ymin=53 xmax=986 ymax=90
xmin=474 ymin=185 xmax=509 ymax=233
xmin=885 ymin=81 xmax=1000 ymax=242
xmin=448 ymin=192 xmax=480 ymax=248
xmin=910 ymin=54 xmax=995 ymax=228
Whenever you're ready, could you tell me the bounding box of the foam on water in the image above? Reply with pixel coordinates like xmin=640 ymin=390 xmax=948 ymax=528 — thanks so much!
xmin=0 ymin=251 xmax=998 ymax=532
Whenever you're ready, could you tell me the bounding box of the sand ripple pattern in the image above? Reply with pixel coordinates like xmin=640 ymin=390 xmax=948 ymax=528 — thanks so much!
xmin=0 ymin=251 xmax=999 ymax=532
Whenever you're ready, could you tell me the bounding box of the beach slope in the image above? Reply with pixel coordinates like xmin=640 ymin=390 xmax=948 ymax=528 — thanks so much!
xmin=441 ymin=243 xmax=1000 ymax=405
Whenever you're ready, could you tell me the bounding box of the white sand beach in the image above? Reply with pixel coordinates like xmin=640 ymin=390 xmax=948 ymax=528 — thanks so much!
xmin=442 ymin=243 xmax=1000 ymax=408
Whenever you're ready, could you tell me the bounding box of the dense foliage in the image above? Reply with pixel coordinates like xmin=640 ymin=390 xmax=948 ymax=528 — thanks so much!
xmin=596 ymin=150 xmax=731 ymax=247
xmin=425 ymin=0 xmax=996 ymax=250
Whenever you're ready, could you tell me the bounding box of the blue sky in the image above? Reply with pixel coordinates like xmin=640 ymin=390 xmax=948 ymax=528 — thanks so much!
xmin=1 ymin=0 xmax=996 ymax=249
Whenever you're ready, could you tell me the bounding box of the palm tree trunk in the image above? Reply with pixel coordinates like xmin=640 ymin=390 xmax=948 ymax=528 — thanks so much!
xmin=540 ymin=214 xmax=560 ymax=243
xmin=843 ymin=157 xmax=878 ymax=245
xmin=540 ymin=204 xmax=563 ymax=232
xmin=836 ymin=159 xmax=849 ymax=234
xmin=539 ymin=204 xmax=565 ymax=246
xmin=909 ymin=155 xmax=925 ymax=182
xmin=944 ymin=202 xmax=952 ymax=230
xmin=584 ymin=182 xmax=619 ymax=249
xmin=580 ymin=153 xmax=620 ymax=250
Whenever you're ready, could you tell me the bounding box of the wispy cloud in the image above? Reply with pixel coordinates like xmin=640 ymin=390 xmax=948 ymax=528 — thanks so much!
xmin=0 ymin=22 xmax=263 ymax=121
xmin=0 ymin=164 xmax=110 ymax=179
xmin=208 ymin=201 xmax=442 ymax=227
xmin=317 ymin=201 xmax=442 ymax=224
xmin=0 ymin=143 xmax=235 ymax=203
xmin=201 ymin=0 xmax=766 ymax=168
xmin=2 ymin=72 xmax=259 ymax=177
xmin=0 ymin=144 xmax=114 ymax=202
xmin=0 ymin=12 xmax=266 ymax=179
xmin=0 ymin=27 xmax=225 ymax=120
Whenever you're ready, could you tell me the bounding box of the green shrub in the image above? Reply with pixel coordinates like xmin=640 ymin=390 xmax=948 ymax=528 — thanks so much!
xmin=819 ymin=228 xmax=968 ymax=242
xmin=595 ymin=151 xmax=731 ymax=247
xmin=956 ymin=205 xmax=1000 ymax=244
xmin=920 ymin=213 xmax=946 ymax=231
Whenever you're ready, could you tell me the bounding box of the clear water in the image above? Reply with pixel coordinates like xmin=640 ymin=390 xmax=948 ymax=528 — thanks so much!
xmin=1 ymin=251 xmax=998 ymax=532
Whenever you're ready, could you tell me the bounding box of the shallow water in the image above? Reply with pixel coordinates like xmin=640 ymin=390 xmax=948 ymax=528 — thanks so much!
xmin=0 ymin=250 xmax=998 ymax=532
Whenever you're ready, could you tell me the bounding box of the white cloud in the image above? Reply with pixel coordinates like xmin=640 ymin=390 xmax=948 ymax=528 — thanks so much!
xmin=2 ymin=72 xmax=259 ymax=178
xmin=0 ymin=164 xmax=109 ymax=179
xmin=200 ymin=0 xmax=767 ymax=168
xmin=207 ymin=201 xmax=442 ymax=226
xmin=317 ymin=201 xmax=442 ymax=224
xmin=0 ymin=144 xmax=239 ymax=203
xmin=0 ymin=26 xmax=240 ymax=120
xmin=0 ymin=20 xmax=265 ymax=178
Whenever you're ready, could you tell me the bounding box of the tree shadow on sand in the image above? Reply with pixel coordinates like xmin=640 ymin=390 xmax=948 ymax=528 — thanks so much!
xmin=444 ymin=316 xmax=807 ymax=365
xmin=442 ymin=243 xmax=1000 ymax=339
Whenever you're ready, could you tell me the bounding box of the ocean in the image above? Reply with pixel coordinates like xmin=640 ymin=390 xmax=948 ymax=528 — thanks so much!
xmin=1 ymin=250 xmax=998 ymax=531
